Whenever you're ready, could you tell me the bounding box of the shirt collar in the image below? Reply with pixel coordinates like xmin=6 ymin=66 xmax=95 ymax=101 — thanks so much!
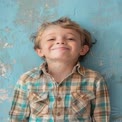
xmin=72 ymin=62 xmax=85 ymax=76
xmin=39 ymin=62 xmax=85 ymax=76
xmin=39 ymin=62 xmax=48 ymax=74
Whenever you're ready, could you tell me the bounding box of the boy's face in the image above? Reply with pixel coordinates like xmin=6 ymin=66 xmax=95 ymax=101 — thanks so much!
xmin=36 ymin=25 xmax=89 ymax=63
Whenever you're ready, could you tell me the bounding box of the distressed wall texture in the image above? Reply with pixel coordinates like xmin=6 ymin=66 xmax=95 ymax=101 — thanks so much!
xmin=0 ymin=0 xmax=122 ymax=121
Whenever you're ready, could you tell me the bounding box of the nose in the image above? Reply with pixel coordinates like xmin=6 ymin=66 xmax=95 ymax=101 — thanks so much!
xmin=56 ymin=37 xmax=65 ymax=44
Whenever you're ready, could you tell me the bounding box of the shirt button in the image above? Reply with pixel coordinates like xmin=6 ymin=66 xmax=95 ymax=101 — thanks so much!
xmin=57 ymin=97 xmax=62 ymax=101
xmin=57 ymin=112 xmax=61 ymax=116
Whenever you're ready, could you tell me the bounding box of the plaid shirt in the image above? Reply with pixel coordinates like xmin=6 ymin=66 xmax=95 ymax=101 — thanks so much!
xmin=9 ymin=62 xmax=110 ymax=122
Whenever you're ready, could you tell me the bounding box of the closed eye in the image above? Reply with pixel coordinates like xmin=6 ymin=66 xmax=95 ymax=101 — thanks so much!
xmin=47 ymin=38 xmax=55 ymax=41
xmin=67 ymin=38 xmax=75 ymax=41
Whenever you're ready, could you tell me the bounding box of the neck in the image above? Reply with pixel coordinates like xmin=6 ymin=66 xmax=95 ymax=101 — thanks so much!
xmin=47 ymin=61 xmax=77 ymax=82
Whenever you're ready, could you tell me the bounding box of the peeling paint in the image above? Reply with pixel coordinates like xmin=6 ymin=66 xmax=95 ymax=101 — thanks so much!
xmin=4 ymin=27 xmax=11 ymax=33
xmin=0 ymin=39 xmax=13 ymax=48
xmin=15 ymin=0 xmax=58 ymax=30
xmin=0 ymin=62 xmax=11 ymax=78
xmin=0 ymin=62 xmax=7 ymax=77
xmin=0 ymin=89 xmax=9 ymax=103
xmin=3 ymin=43 xmax=13 ymax=48
xmin=98 ymin=60 xmax=104 ymax=66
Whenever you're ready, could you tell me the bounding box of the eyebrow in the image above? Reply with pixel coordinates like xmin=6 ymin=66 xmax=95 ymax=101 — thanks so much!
xmin=66 ymin=33 xmax=76 ymax=36
xmin=66 ymin=32 xmax=80 ymax=39
xmin=42 ymin=33 xmax=56 ymax=39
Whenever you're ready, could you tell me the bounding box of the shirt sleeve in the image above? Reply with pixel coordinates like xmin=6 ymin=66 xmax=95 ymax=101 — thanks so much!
xmin=91 ymin=76 xmax=111 ymax=122
xmin=9 ymin=77 xmax=30 ymax=122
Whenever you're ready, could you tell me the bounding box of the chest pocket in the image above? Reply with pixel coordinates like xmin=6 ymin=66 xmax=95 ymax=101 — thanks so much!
xmin=71 ymin=90 xmax=95 ymax=116
xmin=28 ymin=92 xmax=49 ymax=117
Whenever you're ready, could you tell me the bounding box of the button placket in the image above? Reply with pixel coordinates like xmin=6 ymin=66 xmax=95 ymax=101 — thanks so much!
xmin=55 ymin=84 xmax=64 ymax=117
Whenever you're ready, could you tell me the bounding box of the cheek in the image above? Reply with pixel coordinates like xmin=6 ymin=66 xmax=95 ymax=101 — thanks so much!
xmin=74 ymin=43 xmax=82 ymax=50
xmin=40 ymin=42 xmax=48 ymax=49
xmin=44 ymin=45 xmax=51 ymax=50
xmin=74 ymin=40 xmax=82 ymax=46
xmin=76 ymin=45 xmax=83 ymax=54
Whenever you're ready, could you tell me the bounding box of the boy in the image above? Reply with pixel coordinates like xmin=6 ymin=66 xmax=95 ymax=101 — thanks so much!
xmin=9 ymin=17 xmax=110 ymax=122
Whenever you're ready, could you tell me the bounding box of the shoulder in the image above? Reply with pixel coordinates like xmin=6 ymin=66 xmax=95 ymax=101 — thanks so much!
xmin=78 ymin=65 xmax=104 ymax=81
xmin=78 ymin=66 xmax=108 ymax=90
xmin=17 ymin=66 xmax=42 ymax=85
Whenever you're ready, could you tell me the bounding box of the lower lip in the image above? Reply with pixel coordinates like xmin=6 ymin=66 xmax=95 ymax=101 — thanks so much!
xmin=52 ymin=47 xmax=69 ymax=50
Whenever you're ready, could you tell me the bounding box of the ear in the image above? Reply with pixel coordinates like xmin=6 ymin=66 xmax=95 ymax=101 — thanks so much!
xmin=80 ymin=45 xmax=89 ymax=56
xmin=35 ymin=48 xmax=44 ymax=57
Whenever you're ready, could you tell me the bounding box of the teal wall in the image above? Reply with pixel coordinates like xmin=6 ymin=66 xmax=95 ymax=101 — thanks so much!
xmin=0 ymin=0 xmax=122 ymax=121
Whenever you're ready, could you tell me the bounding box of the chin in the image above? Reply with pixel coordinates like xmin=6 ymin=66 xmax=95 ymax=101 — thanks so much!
xmin=52 ymin=57 xmax=71 ymax=62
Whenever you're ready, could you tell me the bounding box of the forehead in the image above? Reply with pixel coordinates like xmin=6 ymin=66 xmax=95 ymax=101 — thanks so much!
xmin=41 ymin=25 xmax=80 ymax=37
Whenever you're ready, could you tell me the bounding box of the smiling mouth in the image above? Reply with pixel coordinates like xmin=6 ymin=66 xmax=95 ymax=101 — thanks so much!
xmin=52 ymin=47 xmax=69 ymax=50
